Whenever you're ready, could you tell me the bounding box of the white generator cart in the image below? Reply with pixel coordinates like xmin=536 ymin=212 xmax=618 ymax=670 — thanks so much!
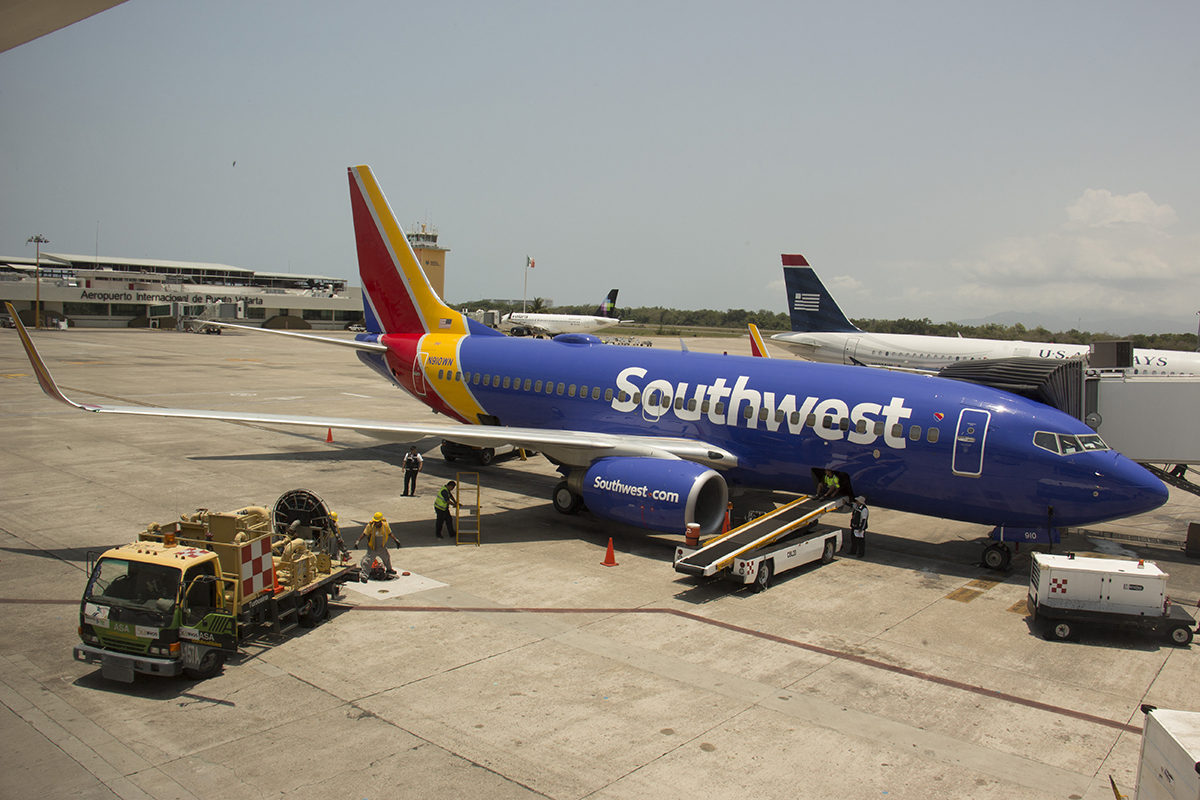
xmin=1028 ymin=553 xmax=1195 ymax=645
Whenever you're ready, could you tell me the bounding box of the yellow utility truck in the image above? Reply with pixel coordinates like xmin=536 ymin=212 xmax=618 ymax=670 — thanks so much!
xmin=74 ymin=490 xmax=358 ymax=682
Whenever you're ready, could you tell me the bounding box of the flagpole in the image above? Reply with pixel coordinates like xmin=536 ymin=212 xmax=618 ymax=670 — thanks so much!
xmin=523 ymin=256 xmax=528 ymax=313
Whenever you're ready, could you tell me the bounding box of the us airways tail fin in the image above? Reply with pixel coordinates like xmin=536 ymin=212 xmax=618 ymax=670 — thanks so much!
xmin=595 ymin=289 xmax=619 ymax=318
xmin=349 ymin=165 xmax=499 ymax=338
xmin=782 ymin=254 xmax=860 ymax=333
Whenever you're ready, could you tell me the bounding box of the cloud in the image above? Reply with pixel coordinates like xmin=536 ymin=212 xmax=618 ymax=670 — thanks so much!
xmin=952 ymin=189 xmax=1200 ymax=318
xmin=1066 ymin=189 xmax=1178 ymax=228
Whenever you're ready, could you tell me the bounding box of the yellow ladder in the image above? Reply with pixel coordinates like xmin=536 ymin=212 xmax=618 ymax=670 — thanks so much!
xmin=454 ymin=472 xmax=481 ymax=546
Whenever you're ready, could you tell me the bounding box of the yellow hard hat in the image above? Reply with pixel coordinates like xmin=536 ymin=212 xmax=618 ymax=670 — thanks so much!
xmin=373 ymin=512 xmax=383 ymax=521
xmin=330 ymin=511 xmax=338 ymax=520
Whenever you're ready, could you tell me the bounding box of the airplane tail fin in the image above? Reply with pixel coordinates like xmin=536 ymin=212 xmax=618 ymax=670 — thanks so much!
xmin=747 ymin=323 xmax=771 ymax=358
xmin=596 ymin=289 xmax=619 ymax=318
xmin=348 ymin=165 xmax=476 ymax=337
xmin=781 ymin=254 xmax=860 ymax=333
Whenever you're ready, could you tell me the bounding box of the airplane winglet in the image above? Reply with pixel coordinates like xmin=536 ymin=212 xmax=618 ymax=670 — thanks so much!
xmin=748 ymin=323 xmax=771 ymax=358
xmin=5 ymin=302 xmax=100 ymax=411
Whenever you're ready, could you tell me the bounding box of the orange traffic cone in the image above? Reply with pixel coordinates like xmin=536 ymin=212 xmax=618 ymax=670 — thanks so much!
xmin=601 ymin=538 xmax=618 ymax=567
xmin=326 ymin=428 xmax=334 ymax=443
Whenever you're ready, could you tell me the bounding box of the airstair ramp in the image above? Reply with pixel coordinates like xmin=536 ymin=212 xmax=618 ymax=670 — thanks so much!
xmin=675 ymin=495 xmax=843 ymax=577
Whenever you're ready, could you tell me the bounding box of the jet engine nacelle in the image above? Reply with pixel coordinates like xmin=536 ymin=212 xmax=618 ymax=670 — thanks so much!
xmin=579 ymin=457 xmax=728 ymax=537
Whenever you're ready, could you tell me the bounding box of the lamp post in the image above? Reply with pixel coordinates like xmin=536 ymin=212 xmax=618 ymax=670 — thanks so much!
xmin=26 ymin=234 xmax=48 ymax=329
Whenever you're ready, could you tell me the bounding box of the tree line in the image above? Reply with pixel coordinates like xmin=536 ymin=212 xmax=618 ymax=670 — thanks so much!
xmin=457 ymin=298 xmax=1198 ymax=351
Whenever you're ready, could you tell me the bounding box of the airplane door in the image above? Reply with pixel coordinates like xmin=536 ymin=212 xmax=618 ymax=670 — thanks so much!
xmin=843 ymin=337 xmax=860 ymax=364
xmin=412 ymin=353 xmax=428 ymax=396
xmin=952 ymin=409 xmax=990 ymax=477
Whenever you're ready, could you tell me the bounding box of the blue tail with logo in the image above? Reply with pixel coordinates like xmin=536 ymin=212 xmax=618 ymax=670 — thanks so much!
xmin=782 ymin=254 xmax=860 ymax=333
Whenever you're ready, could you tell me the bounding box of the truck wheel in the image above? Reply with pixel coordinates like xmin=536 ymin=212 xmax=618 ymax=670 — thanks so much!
xmin=754 ymin=560 xmax=773 ymax=593
xmin=821 ymin=539 xmax=835 ymax=564
xmin=982 ymin=544 xmax=1011 ymax=571
xmin=300 ymin=591 xmax=329 ymax=628
xmin=1169 ymin=625 xmax=1193 ymax=646
xmin=184 ymin=649 xmax=226 ymax=680
xmin=552 ymin=482 xmax=582 ymax=515
xmin=476 ymin=448 xmax=495 ymax=466
xmin=1051 ymin=621 xmax=1073 ymax=641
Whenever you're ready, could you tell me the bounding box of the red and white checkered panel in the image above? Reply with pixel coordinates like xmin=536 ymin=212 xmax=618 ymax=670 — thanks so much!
xmin=1050 ymin=577 xmax=1068 ymax=594
xmin=240 ymin=536 xmax=274 ymax=598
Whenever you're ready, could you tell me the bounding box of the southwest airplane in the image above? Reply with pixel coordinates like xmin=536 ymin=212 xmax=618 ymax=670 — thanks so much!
xmin=771 ymin=255 xmax=1200 ymax=375
xmin=6 ymin=166 xmax=1168 ymax=540
xmin=499 ymin=288 xmax=630 ymax=337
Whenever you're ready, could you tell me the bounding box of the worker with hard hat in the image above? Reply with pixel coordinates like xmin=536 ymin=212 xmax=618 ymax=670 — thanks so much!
xmin=847 ymin=496 xmax=869 ymax=558
xmin=356 ymin=512 xmax=399 ymax=577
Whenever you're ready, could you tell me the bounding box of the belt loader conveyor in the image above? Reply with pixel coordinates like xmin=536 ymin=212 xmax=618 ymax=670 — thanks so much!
xmin=674 ymin=495 xmax=845 ymax=578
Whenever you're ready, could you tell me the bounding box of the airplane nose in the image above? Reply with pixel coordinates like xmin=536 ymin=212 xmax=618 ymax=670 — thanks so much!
xmin=1096 ymin=455 xmax=1169 ymax=520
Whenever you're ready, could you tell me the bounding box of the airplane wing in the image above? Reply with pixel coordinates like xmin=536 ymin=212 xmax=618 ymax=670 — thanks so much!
xmin=204 ymin=321 xmax=389 ymax=352
xmin=6 ymin=303 xmax=736 ymax=471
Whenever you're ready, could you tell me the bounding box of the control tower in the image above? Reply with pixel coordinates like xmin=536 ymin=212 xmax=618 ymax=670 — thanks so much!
xmin=406 ymin=223 xmax=450 ymax=300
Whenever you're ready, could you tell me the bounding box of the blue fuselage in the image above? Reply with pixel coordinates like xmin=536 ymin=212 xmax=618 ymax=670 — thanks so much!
xmin=377 ymin=333 xmax=1166 ymax=529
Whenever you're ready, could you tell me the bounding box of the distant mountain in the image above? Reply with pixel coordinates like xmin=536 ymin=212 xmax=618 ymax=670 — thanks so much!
xmin=951 ymin=311 xmax=1198 ymax=336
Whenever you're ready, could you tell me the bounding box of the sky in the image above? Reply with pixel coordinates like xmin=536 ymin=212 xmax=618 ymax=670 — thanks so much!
xmin=2 ymin=2 xmax=1199 ymax=333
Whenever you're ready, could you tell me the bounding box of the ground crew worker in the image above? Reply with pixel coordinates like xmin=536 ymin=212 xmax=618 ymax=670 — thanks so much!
xmin=434 ymin=481 xmax=458 ymax=540
xmin=356 ymin=512 xmax=399 ymax=576
xmin=815 ymin=469 xmax=840 ymax=499
xmin=848 ymin=496 xmax=869 ymax=557
xmin=402 ymin=446 xmax=423 ymax=496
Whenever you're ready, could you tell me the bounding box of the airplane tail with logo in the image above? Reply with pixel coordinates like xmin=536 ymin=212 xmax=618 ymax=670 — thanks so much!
xmin=782 ymin=254 xmax=860 ymax=333
xmin=348 ymin=165 xmax=498 ymax=338
xmin=595 ymin=289 xmax=619 ymax=318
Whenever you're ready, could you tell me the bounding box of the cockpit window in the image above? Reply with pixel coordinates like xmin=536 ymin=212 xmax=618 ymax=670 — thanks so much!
xmin=1033 ymin=431 xmax=1110 ymax=456
xmin=1033 ymin=432 xmax=1059 ymax=454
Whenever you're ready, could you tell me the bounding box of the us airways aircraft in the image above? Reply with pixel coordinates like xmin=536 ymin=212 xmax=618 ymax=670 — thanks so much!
xmin=771 ymin=255 xmax=1200 ymax=375
xmin=7 ymin=166 xmax=1168 ymax=539
xmin=499 ymin=289 xmax=630 ymax=337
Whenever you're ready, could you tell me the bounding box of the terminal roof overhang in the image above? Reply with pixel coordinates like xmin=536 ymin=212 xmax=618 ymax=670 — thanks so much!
xmin=0 ymin=0 xmax=129 ymax=54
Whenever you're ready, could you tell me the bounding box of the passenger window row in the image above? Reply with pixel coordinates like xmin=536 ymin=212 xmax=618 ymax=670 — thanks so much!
xmin=432 ymin=367 xmax=940 ymax=442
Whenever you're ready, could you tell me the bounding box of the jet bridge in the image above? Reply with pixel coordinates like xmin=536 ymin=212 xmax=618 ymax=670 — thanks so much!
xmin=939 ymin=358 xmax=1200 ymax=465
xmin=674 ymin=495 xmax=844 ymax=577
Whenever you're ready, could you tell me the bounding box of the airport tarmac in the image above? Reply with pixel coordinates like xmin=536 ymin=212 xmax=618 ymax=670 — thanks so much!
xmin=2 ymin=327 xmax=1199 ymax=800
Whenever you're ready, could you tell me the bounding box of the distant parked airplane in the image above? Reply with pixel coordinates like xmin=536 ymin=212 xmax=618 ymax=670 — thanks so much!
xmin=770 ymin=255 xmax=1200 ymax=375
xmin=500 ymin=289 xmax=630 ymax=337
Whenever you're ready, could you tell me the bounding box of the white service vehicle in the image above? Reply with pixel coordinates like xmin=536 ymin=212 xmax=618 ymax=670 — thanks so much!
xmin=1135 ymin=706 xmax=1200 ymax=800
xmin=1028 ymin=552 xmax=1195 ymax=645
xmin=675 ymin=520 xmax=842 ymax=592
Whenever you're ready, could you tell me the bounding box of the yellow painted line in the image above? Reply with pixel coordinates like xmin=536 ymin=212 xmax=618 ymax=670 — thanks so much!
xmin=1007 ymin=600 xmax=1029 ymax=614
xmin=62 ymin=361 xmax=105 ymax=365
xmin=966 ymin=577 xmax=1004 ymax=591
xmin=945 ymin=587 xmax=984 ymax=603
xmin=2 ymin=373 xmax=28 ymax=379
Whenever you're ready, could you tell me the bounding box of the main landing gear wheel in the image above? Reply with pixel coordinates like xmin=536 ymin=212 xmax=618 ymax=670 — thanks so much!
xmin=982 ymin=543 xmax=1012 ymax=571
xmin=1169 ymin=625 xmax=1194 ymax=646
xmin=300 ymin=590 xmax=329 ymax=628
xmin=754 ymin=560 xmax=774 ymax=593
xmin=552 ymin=481 xmax=583 ymax=515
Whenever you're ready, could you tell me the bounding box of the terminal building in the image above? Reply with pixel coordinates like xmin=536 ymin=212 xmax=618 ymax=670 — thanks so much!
xmin=1 ymin=227 xmax=450 ymax=331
